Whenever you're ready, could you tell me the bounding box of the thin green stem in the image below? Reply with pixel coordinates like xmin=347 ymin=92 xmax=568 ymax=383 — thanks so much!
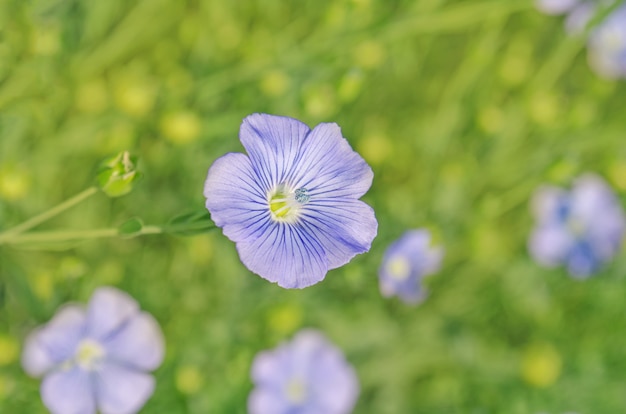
xmin=0 ymin=222 xmax=216 ymax=246
xmin=0 ymin=186 xmax=99 ymax=241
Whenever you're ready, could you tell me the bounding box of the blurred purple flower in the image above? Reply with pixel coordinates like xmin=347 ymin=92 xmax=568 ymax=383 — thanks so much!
xmin=587 ymin=3 xmax=626 ymax=78
xmin=22 ymin=287 xmax=165 ymax=414
xmin=379 ymin=229 xmax=443 ymax=304
xmin=248 ymin=329 xmax=359 ymax=414
xmin=204 ymin=113 xmax=377 ymax=289
xmin=529 ymin=174 xmax=626 ymax=277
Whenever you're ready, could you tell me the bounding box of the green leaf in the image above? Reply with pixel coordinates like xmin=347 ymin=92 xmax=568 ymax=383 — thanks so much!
xmin=165 ymin=210 xmax=214 ymax=236
xmin=118 ymin=217 xmax=144 ymax=238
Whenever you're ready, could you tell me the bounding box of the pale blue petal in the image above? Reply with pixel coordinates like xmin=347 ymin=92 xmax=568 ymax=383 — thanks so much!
xmin=237 ymin=222 xmax=328 ymax=289
xmin=204 ymin=152 xmax=270 ymax=243
xmin=22 ymin=305 xmax=86 ymax=377
xmin=95 ymin=363 xmax=155 ymax=414
xmin=41 ymin=367 xmax=96 ymax=414
xmin=239 ymin=113 xmax=310 ymax=190
xmin=292 ymin=123 xmax=373 ymax=200
xmin=531 ymin=186 xmax=568 ymax=223
xmin=529 ymin=225 xmax=573 ymax=267
xmin=86 ymin=287 xmax=139 ymax=340
xmin=310 ymin=350 xmax=359 ymax=414
xmin=300 ymin=199 xmax=377 ymax=269
xmin=248 ymin=389 xmax=290 ymax=414
xmin=102 ymin=312 xmax=165 ymax=371
xmin=251 ymin=349 xmax=290 ymax=386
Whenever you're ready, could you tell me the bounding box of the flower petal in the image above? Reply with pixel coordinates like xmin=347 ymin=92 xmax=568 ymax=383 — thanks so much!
xmin=293 ymin=123 xmax=373 ymax=200
xmin=237 ymin=222 xmax=328 ymax=288
xmin=529 ymin=225 xmax=573 ymax=267
xmin=86 ymin=287 xmax=139 ymax=340
xmin=248 ymin=389 xmax=290 ymax=414
xmin=102 ymin=312 xmax=165 ymax=371
xmin=300 ymin=199 xmax=377 ymax=269
xmin=239 ymin=113 xmax=311 ymax=190
xmin=22 ymin=305 xmax=86 ymax=377
xmin=95 ymin=362 xmax=155 ymax=414
xmin=41 ymin=367 xmax=96 ymax=414
xmin=204 ymin=152 xmax=270 ymax=243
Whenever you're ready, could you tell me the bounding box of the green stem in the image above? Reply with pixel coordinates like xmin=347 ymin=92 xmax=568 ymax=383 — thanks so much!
xmin=0 ymin=223 xmax=216 ymax=246
xmin=0 ymin=186 xmax=99 ymax=241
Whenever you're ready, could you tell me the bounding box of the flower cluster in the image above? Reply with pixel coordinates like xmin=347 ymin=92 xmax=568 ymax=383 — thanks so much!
xmin=535 ymin=0 xmax=626 ymax=78
xmin=529 ymin=174 xmax=626 ymax=277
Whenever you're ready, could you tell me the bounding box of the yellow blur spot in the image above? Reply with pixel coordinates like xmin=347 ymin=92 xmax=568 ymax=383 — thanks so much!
xmin=338 ymin=70 xmax=364 ymax=103
xmin=528 ymin=92 xmax=560 ymax=126
xmin=0 ymin=166 xmax=31 ymax=201
xmin=0 ymin=335 xmax=18 ymax=366
xmin=189 ymin=236 xmax=214 ymax=266
xmin=32 ymin=271 xmax=54 ymax=301
xmin=260 ymin=70 xmax=290 ymax=97
xmin=160 ymin=111 xmax=201 ymax=145
xmin=267 ymin=304 xmax=302 ymax=336
xmin=113 ymin=77 xmax=157 ymax=117
xmin=76 ymin=79 xmax=109 ymax=113
xmin=357 ymin=132 xmax=391 ymax=165
xmin=521 ymin=343 xmax=562 ymax=388
xmin=304 ymin=86 xmax=337 ymax=118
xmin=353 ymin=41 xmax=386 ymax=69
xmin=176 ymin=365 xmax=203 ymax=395
xmin=31 ymin=27 xmax=61 ymax=56
xmin=477 ymin=106 xmax=504 ymax=134
xmin=60 ymin=257 xmax=87 ymax=280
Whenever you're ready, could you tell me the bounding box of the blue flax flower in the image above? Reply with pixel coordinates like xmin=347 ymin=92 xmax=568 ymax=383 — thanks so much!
xmin=379 ymin=229 xmax=444 ymax=304
xmin=529 ymin=174 xmax=626 ymax=277
xmin=22 ymin=287 xmax=165 ymax=414
xmin=248 ymin=329 xmax=359 ymax=414
xmin=204 ymin=113 xmax=377 ymax=288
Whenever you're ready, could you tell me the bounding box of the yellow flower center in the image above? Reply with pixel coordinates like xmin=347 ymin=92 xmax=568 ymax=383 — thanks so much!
xmin=268 ymin=184 xmax=309 ymax=223
xmin=75 ymin=339 xmax=105 ymax=371
xmin=285 ymin=378 xmax=307 ymax=404
xmin=387 ymin=256 xmax=411 ymax=280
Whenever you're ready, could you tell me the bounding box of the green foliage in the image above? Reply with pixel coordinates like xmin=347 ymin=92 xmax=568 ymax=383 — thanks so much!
xmin=1 ymin=0 xmax=626 ymax=413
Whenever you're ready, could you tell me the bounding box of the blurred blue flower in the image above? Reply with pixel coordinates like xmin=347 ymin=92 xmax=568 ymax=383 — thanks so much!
xmin=588 ymin=3 xmax=626 ymax=78
xmin=248 ymin=329 xmax=359 ymax=414
xmin=22 ymin=287 xmax=165 ymax=414
xmin=529 ymin=174 xmax=626 ymax=277
xmin=204 ymin=113 xmax=377 ymax=289
xmin=379 ymin=229 xmax=444 ymax=304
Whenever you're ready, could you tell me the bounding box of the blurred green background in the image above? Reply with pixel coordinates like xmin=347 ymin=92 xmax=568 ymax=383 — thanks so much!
xmin=1 ymin=0 xmax=626 ymax=412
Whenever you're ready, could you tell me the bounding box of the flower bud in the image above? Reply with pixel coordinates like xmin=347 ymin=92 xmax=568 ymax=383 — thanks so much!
xmin=97 ymin=151 xmax=141 ymax=197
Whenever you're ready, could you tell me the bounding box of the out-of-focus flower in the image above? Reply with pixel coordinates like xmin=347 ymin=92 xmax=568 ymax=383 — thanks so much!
xmin=588 ymin=3 xmax=626 ymax=79
xmin=529 ymin=174 xmax=626 ymax=277
xmin=22 ymin=287 xmax=164 ymax=414
xmin=379 ymin=229 xmax=444 ymax=304
xmin=204 ymin=113 xmax=377 ymax=288
xmin=248 ymin=329 xmax=359 ymax=414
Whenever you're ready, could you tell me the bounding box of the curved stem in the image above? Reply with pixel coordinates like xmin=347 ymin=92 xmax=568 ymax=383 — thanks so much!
xmin=0 ymin=187 xmax=99 ymax=241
